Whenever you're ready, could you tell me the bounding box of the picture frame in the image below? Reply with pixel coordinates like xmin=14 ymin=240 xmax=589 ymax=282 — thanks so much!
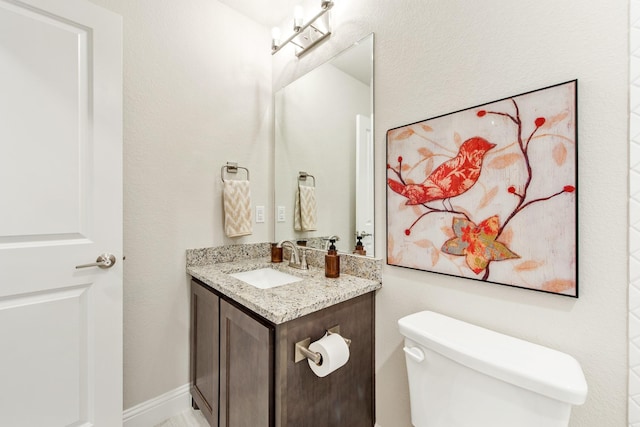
xmin=386 ymin=80 xmax=578 ymax=297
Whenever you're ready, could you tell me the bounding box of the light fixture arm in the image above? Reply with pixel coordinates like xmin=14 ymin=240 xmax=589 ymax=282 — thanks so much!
xmin=271 ymin=0 xmax=334 ymax=57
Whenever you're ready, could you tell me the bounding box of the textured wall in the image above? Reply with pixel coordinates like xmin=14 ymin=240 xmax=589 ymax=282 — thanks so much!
xmin=274 ymin=1 xmax=629 ymax=426
xmin=88 ymin=0 xmax=271 ymax=408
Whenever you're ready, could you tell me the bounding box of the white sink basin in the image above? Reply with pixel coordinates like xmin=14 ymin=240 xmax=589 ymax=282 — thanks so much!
xmin=229 ymin=267 xmax=303 ymax=289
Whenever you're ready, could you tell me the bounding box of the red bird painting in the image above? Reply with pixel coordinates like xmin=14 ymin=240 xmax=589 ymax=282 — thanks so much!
xmin=387 ymin=81 xmax=577 ymax=296
xmin=388 ymin=136 xmax=496 ymax=205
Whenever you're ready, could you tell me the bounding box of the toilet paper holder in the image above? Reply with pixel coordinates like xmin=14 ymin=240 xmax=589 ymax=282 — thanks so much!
xmin=294 ymin=325 xmax=351 ymax=365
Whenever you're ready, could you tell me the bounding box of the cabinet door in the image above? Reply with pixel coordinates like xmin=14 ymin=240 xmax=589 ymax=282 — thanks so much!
xmin=191 ymin=280 xmax=219 ymax=427
xmin=220 ymin=299 xmax=273 ymax=427
xmin=275 ymin=292 xmax=375 ymax=427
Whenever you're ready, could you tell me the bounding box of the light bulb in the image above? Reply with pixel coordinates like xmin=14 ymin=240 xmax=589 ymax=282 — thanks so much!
xmin=271 ymin=27 xmax=281 ymax=45
xmin=294 ymin=6 xmax=304 ymax=30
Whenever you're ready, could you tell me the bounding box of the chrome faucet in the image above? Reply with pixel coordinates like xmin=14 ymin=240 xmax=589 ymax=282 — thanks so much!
xmin=277 ymin=240 xmax=308 ymax=270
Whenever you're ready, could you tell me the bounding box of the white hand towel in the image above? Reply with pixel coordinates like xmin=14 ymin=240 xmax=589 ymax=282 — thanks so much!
xmin=294 ymin=184 xmax=317 ymax=231
xmin=223 ymin=179 xmax=252 ymax=237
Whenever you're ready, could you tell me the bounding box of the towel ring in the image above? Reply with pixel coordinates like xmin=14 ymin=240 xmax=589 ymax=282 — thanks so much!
xmin=298 ymin=171 xmax=316 ymax=187
xmin=221 ymin=162 xmax=250 ymax=182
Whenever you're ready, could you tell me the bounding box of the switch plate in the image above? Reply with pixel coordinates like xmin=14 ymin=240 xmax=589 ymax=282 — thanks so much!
xmin=256 ymin=205 xmax=265 ymax=223
xmin=277 ymin=206 xmax=286 ymax=222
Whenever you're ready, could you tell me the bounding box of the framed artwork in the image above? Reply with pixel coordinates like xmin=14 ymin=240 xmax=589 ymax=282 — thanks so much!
xmin=386 ymin=80 xmax=578 ymax=297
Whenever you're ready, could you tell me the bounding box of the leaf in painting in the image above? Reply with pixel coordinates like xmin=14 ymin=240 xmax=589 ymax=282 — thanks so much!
xmin=498 ymin=226 xmax=513 ymax=246
xmin=451 ymin=217 xmax=471 ymax=237
xmin=421 ymin=124 xmax=433 ymax=132
xmin=424 ymin=158 xmax=434 ymax=176
xmin=514 ymin=260 xmax=544 ymax=271
xmin=541 ymin=279 xmax=575 ymax=293
xmin=441 ymin=225 xmax=455 ymax=238
xmin=482 ymin=240 xmax=519 ymax=261
xmin=431 ymin=248 xmax=439 ymax=266
xmin=442 ymin=216 xmax=519 ymax=275
xmin=413 ymin=239 xmax=432 ymax=248
xmin=392 ymin=128 xmax=415 ymax=140
xmin=552 ymin=143 xmax=567 ymax=166
xmin=453 ymin=132 xmax=462 ymax=147
xmin=466 ymin=253 xmax=489 ymax=274
xmin=477 ymin=186 xmax=498 ymax=210
xmin=488 ymin=153 xmax=520 ymax=169
xmin=441 ymin=237 xmax=467 ymax=256
xmin=418 ymin=147 xmax=433 ymax=158
xmin=544 ymin=111 xmax=569 ymax=129
xmin=387 ymin=234 xmax=401 ymax=265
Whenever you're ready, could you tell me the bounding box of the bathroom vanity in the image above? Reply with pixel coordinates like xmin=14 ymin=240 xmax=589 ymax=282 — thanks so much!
xmin=187 ymin=244 xmax=381 ymax=427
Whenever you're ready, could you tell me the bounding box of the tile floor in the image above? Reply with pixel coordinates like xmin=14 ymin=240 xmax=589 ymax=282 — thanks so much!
xmin=155 ymin=409 xmax=209 ymax=427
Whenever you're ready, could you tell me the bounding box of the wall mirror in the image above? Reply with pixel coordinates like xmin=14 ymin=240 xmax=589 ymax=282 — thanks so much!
xmin=274 ymin=33 xmax=374 ymax=256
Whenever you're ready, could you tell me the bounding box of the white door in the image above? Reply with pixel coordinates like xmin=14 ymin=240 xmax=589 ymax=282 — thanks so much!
xmin=0 ymin=0 xmax=123 ymax=426
xmin=355 ymin=114 xmax=374 ymax=255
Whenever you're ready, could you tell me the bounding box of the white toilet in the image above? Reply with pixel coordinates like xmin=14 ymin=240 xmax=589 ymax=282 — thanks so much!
xmin=398 ymin=311 xmax=588 ymax=427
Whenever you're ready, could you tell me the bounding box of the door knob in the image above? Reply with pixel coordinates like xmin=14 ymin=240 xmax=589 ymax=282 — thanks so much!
xmin=76 ymin=253 xmax=117 ymax=269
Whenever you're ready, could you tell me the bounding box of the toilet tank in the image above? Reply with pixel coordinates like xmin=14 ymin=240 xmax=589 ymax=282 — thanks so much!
xmin=398 ymin=311 xmax=588 ymax=427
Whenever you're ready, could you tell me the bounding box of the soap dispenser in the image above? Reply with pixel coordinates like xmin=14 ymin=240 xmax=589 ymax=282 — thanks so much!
xmin=353 ymin=235 xmax=366 ymax=256
xmin=325 ymin=239 xmax=340 ymax=278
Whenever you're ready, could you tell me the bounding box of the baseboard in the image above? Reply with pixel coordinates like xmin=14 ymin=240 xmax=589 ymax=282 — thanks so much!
xmin=123 ymin=383 xmax=191 ymax=427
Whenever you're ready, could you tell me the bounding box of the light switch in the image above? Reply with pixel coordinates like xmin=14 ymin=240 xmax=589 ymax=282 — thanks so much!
xmin=256 ymin=205 xmax=265 ymax=223
xmin=277 ymin=206 xmax=286 ymax=222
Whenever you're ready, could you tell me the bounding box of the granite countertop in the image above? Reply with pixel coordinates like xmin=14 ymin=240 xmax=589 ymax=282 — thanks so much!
xmin=187 ymin=256 xmax=382 ymax=324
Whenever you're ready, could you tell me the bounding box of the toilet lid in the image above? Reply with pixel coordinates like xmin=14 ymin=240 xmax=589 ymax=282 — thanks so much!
xmin=398 ymin=310 xmax=588 ymax=405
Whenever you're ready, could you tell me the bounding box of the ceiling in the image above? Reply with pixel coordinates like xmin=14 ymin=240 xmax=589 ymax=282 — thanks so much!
xmin=217 ymin=0 xmax=301 ymax=28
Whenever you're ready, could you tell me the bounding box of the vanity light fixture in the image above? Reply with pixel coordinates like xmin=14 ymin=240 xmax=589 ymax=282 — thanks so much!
xmin=271 ymin=0 xmax=334 ymax=57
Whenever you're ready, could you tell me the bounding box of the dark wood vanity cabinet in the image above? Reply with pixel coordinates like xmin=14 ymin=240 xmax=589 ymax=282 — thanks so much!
xmin=219 ymin=296 xmax=273 ymax=427
xmin=190 ymin=280 xmax=220 ymax=427
xmin=274 ymin=292 xmax=375 ymax=426
xmin=191 ymin=280 xmax=273 ymax=427
xmin=190 ymin=278 xmax=375 ymax=427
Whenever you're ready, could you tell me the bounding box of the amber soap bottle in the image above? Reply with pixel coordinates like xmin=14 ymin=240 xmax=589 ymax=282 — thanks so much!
xmin=271 ymin=243 xmax=283 ymax=263
xmin=353 ymin=235 xmax=366 ymax=256
xmin=325 ymin=239 xmax=340 ymax=278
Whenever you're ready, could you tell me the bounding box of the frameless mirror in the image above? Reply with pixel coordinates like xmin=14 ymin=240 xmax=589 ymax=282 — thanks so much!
xmin=274 ymin=33 xmax=374 ymax=256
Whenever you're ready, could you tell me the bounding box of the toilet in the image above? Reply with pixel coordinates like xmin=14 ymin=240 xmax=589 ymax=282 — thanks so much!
xmin=398 ymin=311 xmax=588 ymax=427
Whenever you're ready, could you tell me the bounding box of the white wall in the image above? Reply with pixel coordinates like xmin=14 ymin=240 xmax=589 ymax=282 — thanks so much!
xmin=88 ymin=0 xmax=271 ymax=408
xmin=274 ymin=1 xmax=629 ymax=426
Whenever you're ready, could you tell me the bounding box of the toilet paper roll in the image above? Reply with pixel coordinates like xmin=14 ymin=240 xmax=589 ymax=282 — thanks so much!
xmin=307 ymin=332 xmax=350 ymax=377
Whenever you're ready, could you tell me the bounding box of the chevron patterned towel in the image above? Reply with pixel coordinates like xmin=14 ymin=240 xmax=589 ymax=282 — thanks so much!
xmin=223 ymin=179 xmax=252 ymax=237
xmin=294 ymin=184 xmax=317 ymax=231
